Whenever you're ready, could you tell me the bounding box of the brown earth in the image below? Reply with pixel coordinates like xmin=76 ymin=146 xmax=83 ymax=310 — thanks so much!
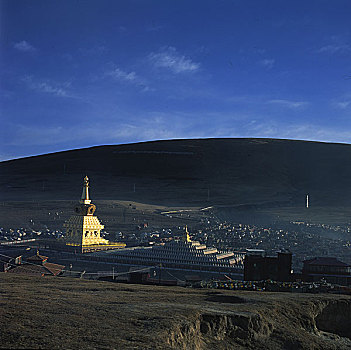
xmin=0 ymin=274 xmax=350 ymax=349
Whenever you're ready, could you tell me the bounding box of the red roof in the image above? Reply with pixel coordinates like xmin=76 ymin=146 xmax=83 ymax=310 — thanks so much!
xmin=27 ymin=254 xmax=48 ymax=263
xmin=6 ymin=262 xmax=65 ymax=276
xmin=44 ymin=263 xmax=65 ymax=276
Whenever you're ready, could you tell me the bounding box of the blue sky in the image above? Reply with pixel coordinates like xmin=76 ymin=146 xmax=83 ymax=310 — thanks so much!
xmin=1 ymin=0 xmax=351 ymax=160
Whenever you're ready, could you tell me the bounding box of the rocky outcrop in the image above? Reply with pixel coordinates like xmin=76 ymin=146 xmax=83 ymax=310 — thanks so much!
xmin=167 ymin=310 xmax=273 ymax=350
xmin=314 ymin=299 xmax=351 ymax=339
xmin=1 ymin=274 xmax=350 ymax=350
xmin=166 ymin=298 xmax=351 ymax=350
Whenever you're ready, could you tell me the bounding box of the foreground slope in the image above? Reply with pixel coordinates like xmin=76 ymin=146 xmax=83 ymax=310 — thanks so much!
xmin=0 ymin=274 xmax=350 ymax=349
xmin=2 ymin=138 xmax=351 ymax=207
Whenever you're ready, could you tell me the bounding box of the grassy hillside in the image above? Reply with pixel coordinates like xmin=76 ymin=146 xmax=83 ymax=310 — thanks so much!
xmin=1 ymin=138 xmax=351 ymax=208
xmin=0 ymin=274 xmax=350 ymax=349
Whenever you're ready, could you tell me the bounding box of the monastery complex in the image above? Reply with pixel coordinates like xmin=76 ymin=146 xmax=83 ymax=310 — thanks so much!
xmin=61 ymin=176 xmax=244 ymax=276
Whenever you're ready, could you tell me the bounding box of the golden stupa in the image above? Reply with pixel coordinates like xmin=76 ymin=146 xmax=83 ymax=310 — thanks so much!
xmin=63 ymin=176 xmax=125 ymax=253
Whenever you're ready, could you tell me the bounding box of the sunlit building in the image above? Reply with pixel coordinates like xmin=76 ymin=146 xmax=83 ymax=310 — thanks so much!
xmin=63 ymin=176 xmax=125 ymax=253
xmin=91 ymin=226 xmax=245 ymax=278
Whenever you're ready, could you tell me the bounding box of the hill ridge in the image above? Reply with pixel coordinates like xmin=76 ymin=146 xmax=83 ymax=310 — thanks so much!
xmin=1 ymin=138 xmax=351 ymax=208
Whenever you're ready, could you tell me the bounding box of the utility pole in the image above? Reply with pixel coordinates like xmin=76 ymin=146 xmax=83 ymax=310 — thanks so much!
xmin=112 ymin=267 xmax=115 ymax=280
xmin=133 ymin=183 xmax=136 ymax=193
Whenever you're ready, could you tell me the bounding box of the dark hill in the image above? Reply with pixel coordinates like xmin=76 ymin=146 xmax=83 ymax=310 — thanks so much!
xmin=1 ymin=138 xmax=351 ymax=207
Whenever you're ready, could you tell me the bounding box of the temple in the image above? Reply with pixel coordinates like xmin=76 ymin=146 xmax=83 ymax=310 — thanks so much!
xmin=63 ymin=176 xmax=126 ymax=253
xmin=91 ymin=226 xmax=245 ymax=278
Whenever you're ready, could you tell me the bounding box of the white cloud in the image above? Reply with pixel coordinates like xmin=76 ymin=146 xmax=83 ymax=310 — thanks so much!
xmin=267 ymin=99 xmax=308 ymax=109
xmin=0 ymin=153 xmax=17 ymax=161
xmin=7 ymin=109 xmax=351 ymax=152
xmin=248 ymin=122 xmax=351 ymax=144
xmin=105 ymin=67 xmax=151 ymax=91
xmin=331 ymin=93 xmax=351 ymax=109
xmin=13 ymin=40 xmax=36 ymax=52
xmin=8 ymin=125 xmax=66 ymax=146
xmin=22 ymin=76 xmax=70 ymax=97
xmin=317 ymin=44 xmax=351 ymax=54
xmin=148 ymin=47 xmax=200 ymax=73
xmin=334 ymin=101 xmax=351 ymax=109
xmin=259 ymin=58 xmax=275 ymax=69
xmin=8 ymin=111 xmax=232 ymax=149
xmin=8 ymin=118 xmax=180 ymax=148
xmin=106 ymin=68 xmax=138 ymax=83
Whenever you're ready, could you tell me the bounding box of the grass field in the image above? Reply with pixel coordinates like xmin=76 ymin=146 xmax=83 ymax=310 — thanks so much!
xmin=0 ymin=274 xmax=350 ymax=349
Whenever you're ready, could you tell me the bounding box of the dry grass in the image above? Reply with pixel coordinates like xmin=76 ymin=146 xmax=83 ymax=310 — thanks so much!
xmin=1 ymin=274 xmax=351 ymax=349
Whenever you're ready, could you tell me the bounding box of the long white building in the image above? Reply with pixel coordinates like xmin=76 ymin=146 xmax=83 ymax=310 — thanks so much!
xmin=89 ymin=227 xmax=245 ymax=276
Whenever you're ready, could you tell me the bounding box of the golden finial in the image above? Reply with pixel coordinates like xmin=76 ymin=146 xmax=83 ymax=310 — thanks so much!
xmin=184 ymin=225 xmax=191 ymax=242
xmin=80 ymin=175 xmax=91 ymax=204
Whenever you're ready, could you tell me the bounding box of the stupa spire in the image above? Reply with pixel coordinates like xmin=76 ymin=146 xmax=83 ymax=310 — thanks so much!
xmin=80 ymin=176 xmax=91 ymax=204
xmin=184 ymin=225 xmax=191 ymax=242
xmin=63 ymin=175 xmax=126 ymax=252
